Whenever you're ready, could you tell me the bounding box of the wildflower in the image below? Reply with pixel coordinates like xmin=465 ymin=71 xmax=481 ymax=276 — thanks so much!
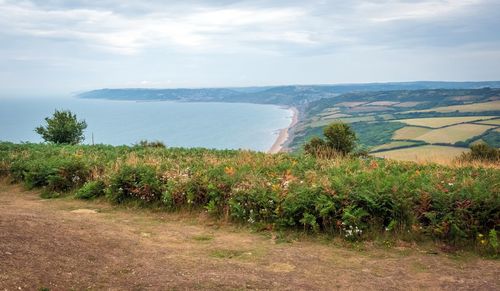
xmin=224 ymin=166 xmax=235 ymax=176
xmin=448 ymin=183 xmax=454 ymax=186
xmin=480 ymin=239 xmax=487 ymax=245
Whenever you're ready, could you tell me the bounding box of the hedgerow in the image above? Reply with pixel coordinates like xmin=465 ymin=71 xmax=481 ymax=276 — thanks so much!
xmin=0 ymin=142 xmax=498 ymax=253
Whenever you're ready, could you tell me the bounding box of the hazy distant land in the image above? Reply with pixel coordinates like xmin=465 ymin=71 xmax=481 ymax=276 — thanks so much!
xmin=79 ymin=81 xmax=500 ymax=161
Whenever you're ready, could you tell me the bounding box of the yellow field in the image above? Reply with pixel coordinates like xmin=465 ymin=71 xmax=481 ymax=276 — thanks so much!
xmin=393 ymin=126 xmax=432 ymax=140
xmin=475 ymin=119 xmax=500 ymax=126
xmin=394 ymin=116 xmax=496 ymax=128
xmin=406 ymin=101 xmax=500 ymax=113
xmin=371 ymin=141 xmax=419 ymax=151
xmin=367 ymin=101 xmax=399 ymax=106
xmin=413 ymin=124 xmax=495 ymax=144
xmin=372 ymin=145 xmax=469 ymax=163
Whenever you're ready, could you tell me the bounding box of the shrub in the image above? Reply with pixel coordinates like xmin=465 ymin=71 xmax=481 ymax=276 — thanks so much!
xmin=20 ymin=157 xmax=89 ymax=192
xmin=75 ymin=180 xmax=106 ymax=199
xmin=135 ymin=140 xmax=166 ymax=148
xmin=303 ymin=137 xmax=326 ymax=154
xmin=303 ymin=122 xmax=357 ymax=157
xmin=460 ymin=143 xmax=500 ymax=162
xmin=35 ymin=110 xmax=87 ymax=144
xmin=489 ymin=229 xmax=498 ymax=252
xmin=46 ymin=158 xmax=90 ymax=191
xmin=1 ymin=142 xmax=498 ymax=252
xmin=323 ymin=122 xmax=357 ymax=154
xmin=108 ymin=165 xmax=162 ymax=203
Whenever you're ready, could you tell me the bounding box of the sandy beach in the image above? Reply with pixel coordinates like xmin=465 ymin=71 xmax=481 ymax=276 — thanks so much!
xmin=268 ymin=107 xmax=299 ymax=153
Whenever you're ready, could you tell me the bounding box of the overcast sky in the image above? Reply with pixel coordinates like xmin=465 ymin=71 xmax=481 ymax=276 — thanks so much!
xmin=1 ymin=0 xmax=499 ymax=95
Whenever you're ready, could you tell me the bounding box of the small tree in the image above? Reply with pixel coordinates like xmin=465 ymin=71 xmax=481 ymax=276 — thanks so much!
xmin=35 ymin=110 xmax=87 ymax=144
xmin=323 ymin=122 xmax=357 ymax=154
xmin=304 ymin=122 xmax=357 ymax=156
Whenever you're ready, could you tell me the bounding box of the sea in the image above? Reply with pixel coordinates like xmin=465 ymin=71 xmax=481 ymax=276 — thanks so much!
xmin=0 ymin=96 xmax=293 ymax=152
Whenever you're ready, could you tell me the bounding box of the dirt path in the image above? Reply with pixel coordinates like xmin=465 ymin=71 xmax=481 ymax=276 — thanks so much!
xmin=0 ymin=183 xmax=498 ymax=290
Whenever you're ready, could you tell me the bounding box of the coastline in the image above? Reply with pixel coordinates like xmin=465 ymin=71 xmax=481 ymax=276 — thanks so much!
xmin=268 ymin=107 xmax=299 ymax=154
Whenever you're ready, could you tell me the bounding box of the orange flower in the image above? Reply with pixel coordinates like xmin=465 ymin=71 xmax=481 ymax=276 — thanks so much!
xmin=224 ymin=166 xmax=235 ymax=176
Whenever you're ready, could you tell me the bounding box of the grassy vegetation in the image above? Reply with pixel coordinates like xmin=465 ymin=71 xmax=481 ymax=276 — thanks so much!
xmin=350 ymin=122 xmax=406 ymax=148
xmin=1 ymin=142 xmax=498 ymax=254
xmin=291 ymin=121 xmax=406 ymax=150
xmin=482 ymin=130 xmax=500 ymax=147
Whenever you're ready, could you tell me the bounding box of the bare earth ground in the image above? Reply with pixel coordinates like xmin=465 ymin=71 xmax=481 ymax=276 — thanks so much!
xmin=0 ymin=183 xmax=499 ymax=290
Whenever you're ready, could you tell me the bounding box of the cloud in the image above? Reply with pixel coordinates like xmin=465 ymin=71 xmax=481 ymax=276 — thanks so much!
xmin=0 ymin=0 xmax=313 ymax=55
xmin=0 ymin=0 xmax=499 ymax=94
xmin=1 ymin=0 xmax=497 ymax=56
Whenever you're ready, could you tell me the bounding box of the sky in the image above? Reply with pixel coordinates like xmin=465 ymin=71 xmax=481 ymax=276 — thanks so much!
xmin=0 ymin=0 xmax=499 ymax=95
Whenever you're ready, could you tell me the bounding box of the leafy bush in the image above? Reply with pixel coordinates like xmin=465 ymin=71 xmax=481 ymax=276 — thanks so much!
xmin=1 ymin=142 xmax=499 ymax=252
xmin=108 ymin=165 xmax=162 ymax=203
xmin=75 ymin=180 xmax=106 ymax=199
xmin=35 ymin=110 xmax=87 ymax=144
xmin=135 ymin=140 xmax=166 ymax=148
xmin=11 ymin=156 xmax=89 ymax=192
xmin=459 ymin=143 xmax=500 ymax=163
xmin=304 ymin=122 xmax=357 ymax=157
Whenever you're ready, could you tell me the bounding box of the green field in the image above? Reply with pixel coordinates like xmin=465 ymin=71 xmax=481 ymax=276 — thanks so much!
xmin=393 ymin=101 xmax=423 ymax=107
xmin=319 ymin=113 xmax=351 ymax=119
xmin=335 ymin=102 xmax=366 ymax=107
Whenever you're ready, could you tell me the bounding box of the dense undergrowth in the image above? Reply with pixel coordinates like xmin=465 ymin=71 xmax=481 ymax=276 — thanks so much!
xmin=0 ymin=142 xmax=498 ymax=254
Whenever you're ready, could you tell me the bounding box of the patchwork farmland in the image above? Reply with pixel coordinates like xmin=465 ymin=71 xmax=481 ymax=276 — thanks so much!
xmin=289 ymin=88 xmax=500 ymax=162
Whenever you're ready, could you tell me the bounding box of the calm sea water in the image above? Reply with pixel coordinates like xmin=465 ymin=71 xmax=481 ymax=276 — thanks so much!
xmin=0 ymin=97 xmax=292 ymax=151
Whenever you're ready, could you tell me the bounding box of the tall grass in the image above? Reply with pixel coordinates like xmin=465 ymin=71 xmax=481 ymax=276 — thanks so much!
xmin=0 ymin=142 xmax=498 ymax=253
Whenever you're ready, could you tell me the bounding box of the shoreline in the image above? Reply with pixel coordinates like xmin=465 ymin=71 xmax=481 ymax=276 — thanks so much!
xmin=268 ymin=107 xmax=299 ymax=154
